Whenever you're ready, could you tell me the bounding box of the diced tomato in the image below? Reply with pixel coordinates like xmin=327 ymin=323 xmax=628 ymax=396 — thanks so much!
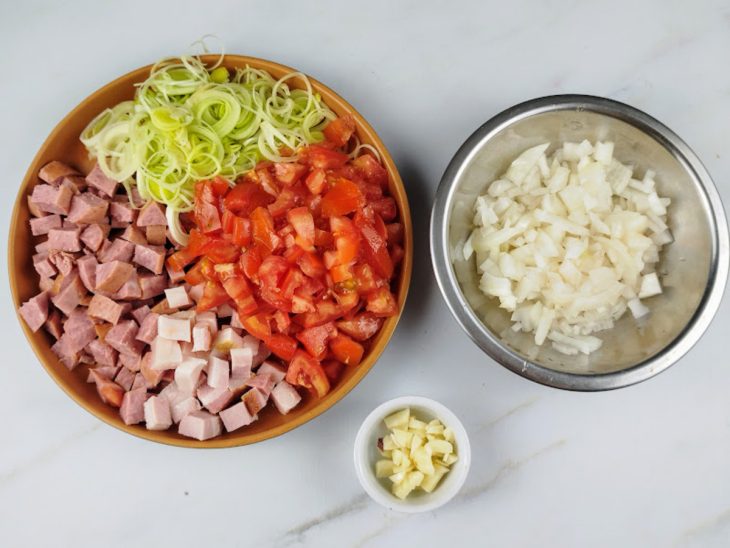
xmin=287 ymin=207 xmax=315 ymax=250
xmin=209 ymin=177 xmax=230 ymax=196
xmin=323 ymin=114 xmax=356 ymax=147
xmin=330 ymin=263 xmax=353 ymax=284
xmin=365 ymin=288 xmax=398 ymax=317
xmin=202 ymin=237 xmax=240 ymax=263
xmin=390 ymin=244 xmax=405 ymax=265
xmin=250 ymin=206 xmax=280 ymax=255
xmin=333 ymin=289 xmax=359 ymax=312
xmin=221 ymin=209 xmax=237 ymax=233
xmin=301 ymin=144 xmax=349 ymax=170
xmin=296 ymin=322 xmax=337 ymax=360
xmin=242 ymin=312 xmax=272 ymax=339
xmin=280 ymin=267 xmax=305 ymax=300
xmin=256 ymin=167 xmax=280 ymax=196
xmin=230 ymin=216 xmax=251 ymax=247
xmin=336 ymin=313 xmax=383 ymax=341
xmin=274 ymin=162 xmax=308 ymax=186
xmin=331 ymin=216 xmax=360 ymax=265
xmin=353 ymin=263 xmax=382 ymax=294
xmin=223 ymin=182 xmax=274 ymax=216
xmin=197 ymin=281 xmax=230 ymax=311
xmin=194 ymin=181 xmax=222 ymax=233
xmin=184 ymin=261 xmax=206 ymax=285
xmin=322 ymin=360 xmax=345 ymax=384
xmin=166 ymin=229 xmax=210 ymax=271
xmin=371 ymin=197 xmax=397 ymax=222
xmin=320 ymin=179 xmax=365 ymax=217
xmin=234 ymin=294 xmax=258 ymax=315
xmin=268 ymin=188 xmax=299 ymax=218
xmin=352 ymin=153 xmax=388 ymax=187
xmin=304 ymin=168 xmax=327 ymax=195
xmin=264 ymin=333 xmax=297 ymax=360
xmin=329 ymin=334 xmax=364 ymax=366
xmin=285 ymin=350 xmax=330 ymax=397
xmin=239 ymin=245 xmax=263 ymax=283
xmin=272 ymin=310 xmax=291 ymax=333
xmin=314 ymin=229 xmax=333 ymax=247
xmin=386 ymin=222 xmax=404 ymax=244
xmin=292 ymin=294 xmax=315 ymax=313
xmin=297 ymin=250 xmax=326 ymax=279
xmin=356 ymin=217 xmax=393 ymax=279
xmin=258 ymin=255 xmax=291 ymax=310
xmin=299 ymin=299 xmax=342 ymax=328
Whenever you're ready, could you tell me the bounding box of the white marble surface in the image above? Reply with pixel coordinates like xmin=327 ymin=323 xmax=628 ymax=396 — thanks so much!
xmin=1 ymin=1 xmax=729 ymax=546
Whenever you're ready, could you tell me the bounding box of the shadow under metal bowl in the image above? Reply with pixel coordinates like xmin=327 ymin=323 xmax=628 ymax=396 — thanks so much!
xmin=431 ymin=95 xmax=729 ymax=391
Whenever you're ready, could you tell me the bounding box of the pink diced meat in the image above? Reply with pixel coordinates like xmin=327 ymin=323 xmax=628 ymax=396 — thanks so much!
xmin=171 ymin=397 xmax=202 ymax=424
xmin=192 ymin=323 xmax=211 ymax=352
xmin=207 ymin=356 xmax=230 ymax=388
xmin=114 ymin=367 xmax=136 ymax=391
xmin=86 ymin=164 xmax=118 ymax=197
xmin=110 ymin=198 xmax=138 ymax=224
xmin=47 ymin=227 xmax=81 ymax=252
xmin=19 ymin=291 xmax=49 ymax=332
xmin=257 ymin=361 xmax=287 ymax=384
xmin=135 ymin=312 xmax=159 ymax=344
xmin=119 ymin=225 xmax=147 ymax=245
xmin=30 ymin=214 xmax=62 ymax=236
xmin=230 ymin=347 xmax=254 ymax=379
xmin=120 ymin=388 xmax=148 ymax=425
xmin=80 ymin=224 xmax=109 ymax=252
xmin=51 ymin=272 xmax=86 ymax=316
xmin=112 ymin=271 xmax=142 ymax=301
xmin=242 ymin=388 xmax=269 ymax=416
xmin=178 ymin=410 xmax=221 ymax=441
xmin=131 ymin=305 xmax=151 ymax=324
xmin=87 ymin=294 xmax=126 ymax=324
xmin=195 ymin=311 xmax=218 ymax=337
xmin=197 ymin=384 xmax=234 ymax=414
xmin=158 ymin=315 xmax=191 ymax=342
xmin=105 ymin=320 xmax=144 ymax=358
xmin=245 ymin=373 xmax=274 ymax=396
xmin=48 ymin=251 xmax=75 ymax=276
xmin=164 ymin=286 xmax=190 ymax=308
xmin=88 ymin=339 xmax=118 ymax=367
xmin=95 ymin=261 xmax=134 ymax=293
xmin=144 ymin=396 xmax=172 ymax=431
xmin=220 ymin=402 xmax=256 ymax=432
xmin=76 ymin=255 xmax=98 ymax=292
xmin=99 ymin=238 xmax=134 ymax=264
xmin=61 ymin=309 xmax=96 ymax=354
xmin=44 ymin=310 xmax=63 ymax=339
xmin=270 ymin=381 xmax=302 ymax=415
xmin=136 ymin=201 xmax=167 ymax=227
xmin=67 ymin=193 xmax=109 ymax=224
xmin=146 ymin=225 xmax=167 ymax=246
xmin=39 ymin=160 xmax=78 ymax=184
xmin=33 ymin=254 xmax=56 ymax=278
xmin=139 ymin=273 xmax=168 ymax=299
xmin=149 ymin=337 xmax=182 ymax=370
xmin=30 ymin=183 xmax=74 ymax=214
xmin=174 ymin=357 xmax=207 ymax=394
xmin=131 ymin=373 xmax=146 ymax=390
xmin=118 ymin=352 xmax=141 ymax=372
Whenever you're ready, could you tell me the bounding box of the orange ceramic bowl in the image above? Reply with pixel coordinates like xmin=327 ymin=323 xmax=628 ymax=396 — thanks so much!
xmin=9 ymin=55 xmax=412 ymax=448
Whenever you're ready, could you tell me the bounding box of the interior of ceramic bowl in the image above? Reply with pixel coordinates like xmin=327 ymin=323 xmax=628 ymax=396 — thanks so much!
xmin=449 ymin=109 xmax=714 ymax=375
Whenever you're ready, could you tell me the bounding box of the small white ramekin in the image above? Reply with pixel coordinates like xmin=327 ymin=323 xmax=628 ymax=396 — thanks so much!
xmin=353 ymin=396 xmax=471 ymax=513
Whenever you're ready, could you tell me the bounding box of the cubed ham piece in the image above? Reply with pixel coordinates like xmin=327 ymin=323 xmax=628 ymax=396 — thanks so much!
xmin=131 ymin=373 xmax=146 ymax=390
xmin=39 ymin=160 xmax=78 ymax=184
xmin=95 ymin=260 xmax=134 ymax=293
xmin=197 ymin=384 xmax=234 ymax=414
xmin=39 ymin=276 xmax=54 ymax=293
xmin=33 ymin=254 xmax=57 ymax=278
xmin=195 ymin=311 xmax=219 ymax=337
xmin=207 ymin=356 xmax=230 ymax=389
xmin=30 ymin=214 xmax=62 ymax=236
xmin=164 ymin=286 xmax=190 ymax=308
xmin=131 ymin=305 xmax=151 ymax=324
xmin=30 ymin=183 xmax=74 ymax=214
xmin=230 ymin=311 xmax=244 ymax=329
xmin=67 ymin=193 xmax=109 ymax=224
xmin=230 ymin=347 xmax=254 ymax=380
xmin=174 ymin=357 xmax=207 ymax=393
xmin=120 ymin=225 xmax=147 ymax=245
xmin=118 ymin=352 xmax=142 ymax=372
xmin=105 ymin=320 xmax=144 ymax=357
xmin=76 ymin=255 xmax=98 ymax=292
xmin=192 ymin=323 xmax=211 ymax=352
xmin=52 ymin=337 xmax=79 ymax=369
xmin=51 ymin=272 xmax=86 ymax=316
xmin=136 ymin=201 xmax=167 ymax=227
xmin=146 ymin=225 xmax=167 ymax=246
xmin=112 ymin=270 xmax=142 ymax=301
xmin=86 ymin=164 xmax=118 ymax=197
xmin=220 ymin=402 xmax=256 ymax=432
xmin=270 ymin=381 xmax=302 ymax=415
xmin=48 ymin=251 xmax=76 ymax=277
xmin=253 ymin=341 xmax=272 ymax=368
xmin=61 ymin=309 xmax=96 ymax=354
xmin=48 ymin=227 xmax=81 ymax=252
xmin=257 ymin=360 xmax=287 ymax=384
xmin=88 ymin=294 xmax=126 ymax=324
xmin=158 ymin=380 xmax=187 ymax=407
xmin=62 ymin=175 xmax=87 ymax=193
xmin=166 ymin=264 xmax=186 ymax=284
xmin=89 ymin=370 xmax=125 ymax=408
xmin=150 ymin=337 xmax=182 ymax=370
xmin=28 ymin=195 xmax=44 ymax=217
xmin=178 ymin=410 xmax=221 ymax=441
xmin=245 ymin=373 xmax=274 ymax=396
xmin=139 ymin=273 xmax=168 ymax=299
xmin=242 ymin=388 xmax=269 ymax=416
xmin=99 ymin=238 xmax=134 ymax=263
xmin=188 ymin=283 xmax=205 ymax=303
xmin=44 ymin=310 xmax=63 ymax=340
xmin=144 ymin=396 xmax=172 ymax=430
xmin=140 ymin=352 xmax=164 ymax=387
xmin=171 ymin=397 xmax=201 ymax=424
xmin=158 ymin=315 xmax=191 ymax=342
xmin=35 ymin=240 xmax=50 ymax=254
xmin=19 ymin=291 xmax=49 ymax=332
xmin=87 ymin=365 xmax=120 ymax=383
xmin=88 ymin=339 xmax=118 ymax=367
xmin=114 ymin=367 xmax=136 ymax=391
xmin=80 ymin=224 xmax=109 ymax=252
xmin=110 ymin=198 xmax=138 ymax=224
xmin=120 ymin=388 xmax=148 ymax=425
xmin=133 ymin=244 xmax=166 ymax=275
xmin=135 ymin=312 xmax=159 ymax=344
xmin=213 ymin=327 xmax=244 ymax=353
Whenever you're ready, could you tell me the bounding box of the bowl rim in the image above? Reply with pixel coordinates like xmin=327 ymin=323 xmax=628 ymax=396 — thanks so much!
xmin=430 ymin=94 xmax=730 ymax=391
xmin=353 ymin=395 xmax=471 ymax=513
xmin=9 ymin=54 xmax=413 ymax=447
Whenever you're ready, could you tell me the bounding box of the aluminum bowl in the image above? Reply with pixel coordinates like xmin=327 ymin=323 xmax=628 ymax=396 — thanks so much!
xmin=430 ymin=95 xmax=729 ymax=391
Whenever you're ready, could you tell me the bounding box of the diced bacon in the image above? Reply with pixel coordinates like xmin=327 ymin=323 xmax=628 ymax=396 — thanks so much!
xmin=229 ymin=374 xmax=249 ymax=393
xmin=216 ymin=303 xmax=235 ymax=317
xmin=158 ymin=315 xmax=191 ymax=342
xmin=230 ymin=347 xmax=254 ymax=380
xmin=88 ymin=339 xmax=118 ymax=367
xmin=39 ymin=160 xmax=78 ymax=184
xmin=174 ymin=357 xmax=207 ymax=393
xmin=140 ymin=352 xmax=163 ymax=387
xmin=76 ymin=255 xmax=98 ymax=292
xmin=51 ymin=272 xmax=86 ymax=316
xmin=146 ymin=224 xmax=167 ymax=246
xmin=89 ymin=370 xmax=125 ymax=408
xmin=95 ymin=260 xmax=134 ymax=293
xmin=118 ymin=352 xmax=141 ymax=372
xmin=220 ymin=402 xmax=256 ymax=432
xmin=114 ymin=367 xmax=136 ymax=391
xmin=242 ymin=388 xmax=269 ymax=416
xmin=197 ymin=384 xmax=234 ymax=414
xmin=149 ymin=337 xmax=182 ymax=370
xmin=44 ymin=309 xmax=63 ymax=339
xmin=105 ymin=320 xmax=143 ymax=357
xmin=135 ymin=312 xmax=159 ymax=344
xmin=139 ymin=273 xmax=167 ymax=299
xmin=207 ymin=356 xmax=230 ymax=388
xmin=171 ymin=397 xmax=201 ymax=424
xmin=245 ymin=373 xmax=274 ymax=396
xmin=133 ymin=244 xmax=166 ymax=274
xmin=178 ymin=410 xmax=221 ymax=441
xmin=195 ymin=311 xmax=218 ymax=337
xmin=136 ymin=201 xmax=167 ymax=227
xmin=164 ymin=286 xmax=190 ymax=308
xmin=253 ymin=340 xmax=271 ymax=368
xmin=119 ymin=225 xmax=146 ymax=245
xmin=19 ymin=291 xmax=49 ymax=332
xmin=188 ymin=283 xmax=205 ymax=303
xmin=112 ymin=270 xmax=142 ymax=300
xmin=33 ymin=254 xmax=57 ymax=278
xmin=67 ymin=193 xmax=109 ymax=224
xmin=192 ymin=323 xmax=211 ymax=352
xmin=47 ymin=227 xmax=81 ymax=252
xmin=270 ymin=381 xmax=302 ymax=415
xmin=30 ymin=183 xmax=73 ymax=214
xmin=131 ymin=305 xmax=151 ymax=324
xmin=131 ymin=373 xmax=146 ymax=390
xmin=120 ymin=388 xmax=148 ymax=424
xmin=48 ymin=251 xmax=75 ymax=277
xmin=110 ymin=198 xmax=138 ymax=224
xmin=30 ymin=214 xmax=62 ymax=236
xmin=88 ymin=294 xmax=126 ymax=324
xmin=257 ymin=360 xmax=287 ymax=384
xmin=80 ymin=224 xmax=109 ymax=252
xmin=213 ymin=327 xmax=244 ymax=353
xmin=86 ymin=164 xmax=119 ymax=197
xmin=144 ymin=396 xmax=172 ymax=430
xmin=230 ymin=311 xmax=244 ymax=329
xmin=166 ymin=263 xmax=186 ymax=283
